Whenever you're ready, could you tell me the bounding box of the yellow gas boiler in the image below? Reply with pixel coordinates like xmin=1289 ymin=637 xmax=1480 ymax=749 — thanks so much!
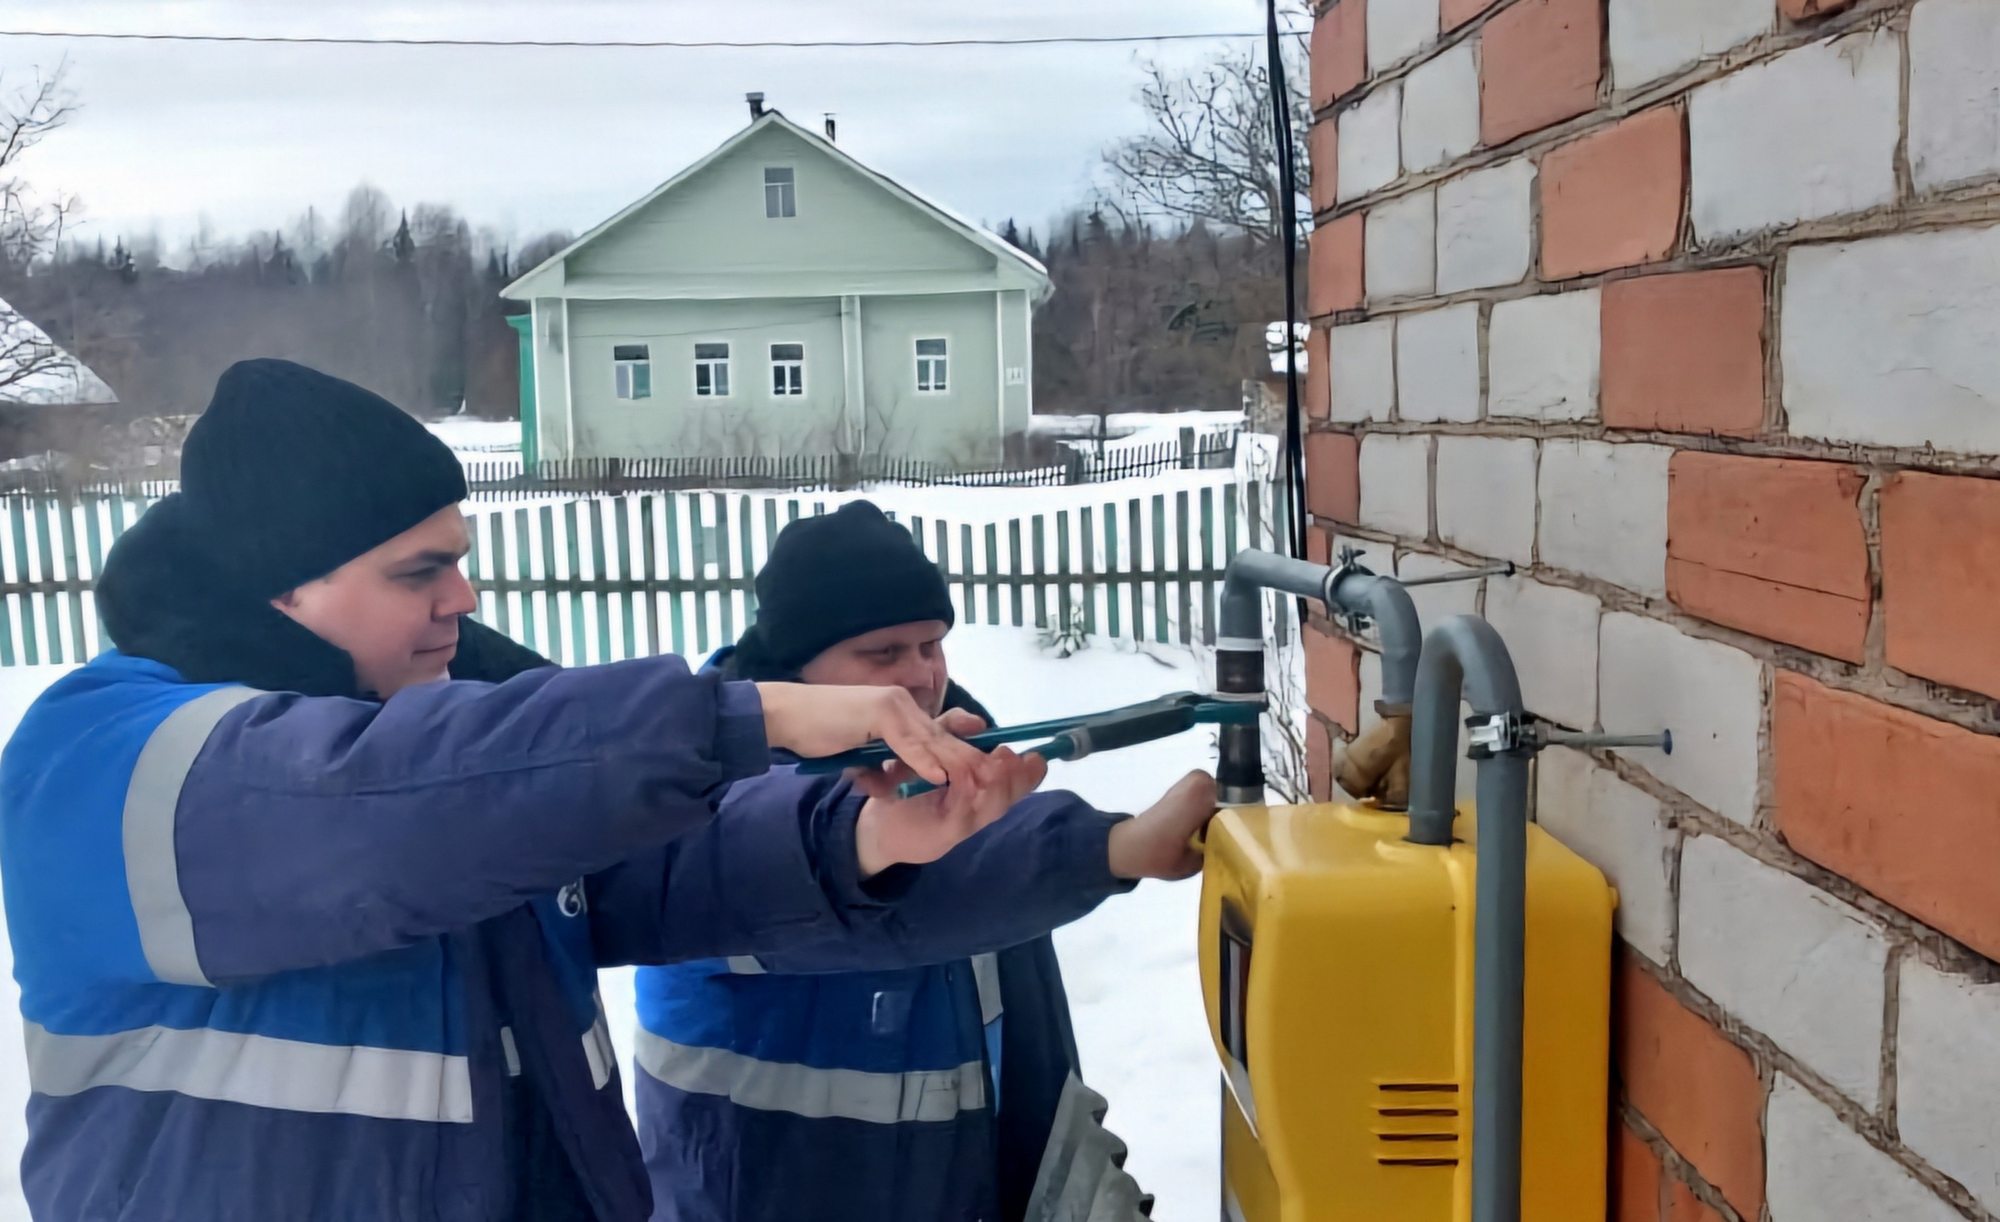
xmin=1202 ymin=556 xmax=1663 ymax=1222
xmin=1199 ymin=799 xmax=1613 ymax=1222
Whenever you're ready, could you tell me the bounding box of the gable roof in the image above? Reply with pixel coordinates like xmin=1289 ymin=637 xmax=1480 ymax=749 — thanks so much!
xmin=0 ymin=296 xmax=118 ymax=407
xmin=502 ymin=109 xmax=1049 ymax=301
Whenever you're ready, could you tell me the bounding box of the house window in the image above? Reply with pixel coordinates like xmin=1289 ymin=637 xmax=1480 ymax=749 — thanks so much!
xmin=770 ymin=342 xmax=805 ymax=396
xmin=764 ymin=167 xmax=797 ymax=218
xmin=916 ymin=338 xmax=949 ymax=393
xmin=694 ymin=342 xmax=731 ymax=397
xmin=613 ymin=344 xmax=651 ymax=400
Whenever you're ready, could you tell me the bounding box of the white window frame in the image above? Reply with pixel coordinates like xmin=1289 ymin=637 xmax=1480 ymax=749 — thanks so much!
xmin=763 ymin=166 xmax=797 ymax=219
xmin=693 ymin=340 xmax=733 ymax=399
xmin=612 ymin=343 xmax=652 ymax=401
xmin=769 ymin=341 xmax=806 ymax=398
xmin=915 ymin=336 xmax=950 ymax=395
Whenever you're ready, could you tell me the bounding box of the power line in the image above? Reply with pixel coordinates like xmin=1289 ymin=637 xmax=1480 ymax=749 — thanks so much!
xmin=0 ymin=27 xmax=1303 ymax=51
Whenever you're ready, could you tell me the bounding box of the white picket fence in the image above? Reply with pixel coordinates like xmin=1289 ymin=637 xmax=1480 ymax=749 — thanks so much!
xmin=0 ymin=476 xmax=1289 ymax=668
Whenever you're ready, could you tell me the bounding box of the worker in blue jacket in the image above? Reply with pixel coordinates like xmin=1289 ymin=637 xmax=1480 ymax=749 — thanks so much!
xmin=0 ymin=360 xmax=1216 ymax=1221
xmin=634 ymin=501 xmax=1213 ymax=1222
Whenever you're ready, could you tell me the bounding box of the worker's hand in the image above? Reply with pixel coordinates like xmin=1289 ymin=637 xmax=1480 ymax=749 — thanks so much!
xmin=757 ymin=683 xmax=990 ymax=788
xmin=851 ymin=747 xmax=1050 ymax=876
xmin=1106 ymin=770 xmax=1219 ymax=881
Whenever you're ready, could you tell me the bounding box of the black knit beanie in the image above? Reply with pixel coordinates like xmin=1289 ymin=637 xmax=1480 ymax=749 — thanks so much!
xmin=179 ymin=358 xmax=468 ymax=597
xmin=734 ymin=500 xmax=955 ymax=676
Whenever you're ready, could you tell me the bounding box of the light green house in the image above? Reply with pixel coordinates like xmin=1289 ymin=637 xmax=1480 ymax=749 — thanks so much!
xmin=501 ymin=103 xmax=1053 ymax=467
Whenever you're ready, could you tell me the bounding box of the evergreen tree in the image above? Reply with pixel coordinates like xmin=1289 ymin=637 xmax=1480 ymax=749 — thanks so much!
xmin=390 ymin=211 xmax=416 ymax=264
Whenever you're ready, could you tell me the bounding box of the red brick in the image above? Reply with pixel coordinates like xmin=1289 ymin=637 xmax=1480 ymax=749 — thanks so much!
xmin=1602 ymin=267 xmax=1766 ymax=437
xmin=1306 ymin=523 xmax=1332 ymax=566
xmin=1312 ymin=0 xmax=1368 ymax=109
xmin=1306 ymin=715 xmax=1334 ymax=802
xmin=1305 ymin=326 xmax=1331 ymax=421
xmin=1616 ymin=956 xmax=1765 ymax=1219
xmin=1309 ymin=213 xmax=1364 ymax=316
xmin=1541 ymin=108 xmax=1684 ymax=280
xmin=1780 ymin=0 xmax=1857 ymax=18
xmin=1481 ymin=0 xmax=1602 ymax=146
xmin=1613 ymin=1123 xmax=1664 ymax=1222
xmin=1881 ymin=472 xmax=2000 ymax=700
xmin=1775 ymin=671 xmax=2000 ymax=962
xmin=1442 ymin=0 xmax=1497 ymax=32
xmin=1304 ymin=624 xmax=1361 ymax=733
xmin=1310 ymin=118 xmax=1339 ymax=215
xmin=1306 ymin=431 xmax=1360 ymax=525
xmin=1665 ymin=1176 xmax=1727 ymax=1222
xmin=1666 ymin=453 xmax=1868 ymax=662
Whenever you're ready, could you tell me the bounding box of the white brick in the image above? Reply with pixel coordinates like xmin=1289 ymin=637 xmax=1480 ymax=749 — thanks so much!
xmin=1609 ymin=0 xmax=1773 ymax=91
xmin=1329 ymin=320 xmax=1397 ymax=423
xmin=1395 ymin=303 xmax=1481 ymax=424
xmin=1366 ymin=189 xmax=1436 ymax=302
xmin=1783 ymin=224 xmax=2000 ymax=452
xmin=1680 ymin=836 xmax=1887 ymax=1107
xmin=1690 ymin=30 xmax=1901 ymax=242
xmin=1401 ymin=41 xmax=1479 ymax=173
xmin=1598 ymin=612 xmax=1760 ymax=823
xmin=1434 ymin=436 xmax=1536 ymax=565
xmin=1535 ymin=748 xmax=1675 ymax=965
xmin=1396 ymin=550 xmax=1483 ymax=625
xmin=1488 ymin=290 xmax=1601 ymax=422
xmin=1338 ymin=84 xmax=1403 ymax=204
xmin=1484 ymin=577 xmax=1600 ymax=728
xmin=1359 ymin=646 xmax=1384 ymax=733
xmin=1359 ymin=434 xmax=1430 ymax=538
xmin=1437 ymin=159 xmax=1534 ymax=293
xmin=1368 ymin=0 xmax=1440 ymax=73
xmin=1767 ymin=1076 xmax=1961 ymax=1222
xmin=1898 ymin=957 xmax=2000 ymax=1213
xmin=1911 ymin=0 xmax=2000 ymax=193
xmin=1536 ymin=441 xmax=1669 ymax=596
xmin=1390 ymin=552 xmax=1478 ymax=806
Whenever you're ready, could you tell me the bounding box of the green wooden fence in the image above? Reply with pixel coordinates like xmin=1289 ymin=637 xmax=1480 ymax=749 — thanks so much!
xmin=0 ymin=479 xmax=1284 ymax=668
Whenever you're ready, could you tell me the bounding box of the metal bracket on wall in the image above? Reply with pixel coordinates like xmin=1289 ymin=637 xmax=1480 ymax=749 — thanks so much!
xmin=1328 ymin=547 xmax=1514 ymax=634
xmin=1465 ymin=712 xmax=1674 ymax=761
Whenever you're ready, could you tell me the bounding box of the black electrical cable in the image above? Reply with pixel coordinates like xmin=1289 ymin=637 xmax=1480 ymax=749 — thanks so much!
xmin=1264 ymin=0 xmax=1309 ymax=627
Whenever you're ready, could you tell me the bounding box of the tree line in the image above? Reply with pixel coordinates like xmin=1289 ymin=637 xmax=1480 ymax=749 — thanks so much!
xmin=0 ymin=22 xmax=1308 ymax=464
xmin=2 ymin=182 xmax=570 ymax=429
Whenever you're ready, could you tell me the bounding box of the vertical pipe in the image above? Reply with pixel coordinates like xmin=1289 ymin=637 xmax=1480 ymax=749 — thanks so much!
xmin=1214 ymin=649 xmax=1265 ymax=806
xmin=1217 ymin=549 xmax=1425 ymax=805
xmin=1470 ymin=749 xmax=1528 ymax=1222
xmin=1405 ymin=615 xmax=1528 ymax=1222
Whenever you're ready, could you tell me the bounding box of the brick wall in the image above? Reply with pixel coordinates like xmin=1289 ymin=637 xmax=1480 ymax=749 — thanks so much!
xmin=1303 ymin=0 xmax=2000 ymax=1217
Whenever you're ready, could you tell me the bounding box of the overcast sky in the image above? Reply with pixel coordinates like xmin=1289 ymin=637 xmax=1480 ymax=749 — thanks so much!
xmin=0 ymin=0 xmax=1273 ymax=259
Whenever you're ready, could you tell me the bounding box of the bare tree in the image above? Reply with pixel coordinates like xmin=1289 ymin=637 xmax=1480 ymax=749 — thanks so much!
xmin=516 ymin=230 xmax=573 ymax=274
xmin=0 ymin=64 xmax=83 ymax=403
xmin=1099 ymin=7 xmax=1311 ymax=246
xmin=338 ymin=184 xmax=395 ymax=258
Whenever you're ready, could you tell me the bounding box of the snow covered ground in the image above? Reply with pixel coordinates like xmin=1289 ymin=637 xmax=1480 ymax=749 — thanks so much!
xmin=0 ymin=624 xmax=1223 ymax=1218
xmin=427 ymin=409 xmax=1250 ymax=462
xmin=427 ymin=416 xmax=525 ymax=456
xmin=455 ymin=430 xmax=1278 ymax=531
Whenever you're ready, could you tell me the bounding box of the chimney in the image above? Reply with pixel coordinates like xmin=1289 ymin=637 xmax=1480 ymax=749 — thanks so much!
xmin=824 ymin=113 xmax=838 ymax=142
xmin=746 ymin=92 xmax=766 ymax=120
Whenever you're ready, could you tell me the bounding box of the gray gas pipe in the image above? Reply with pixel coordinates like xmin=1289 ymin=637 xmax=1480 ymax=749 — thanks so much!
xmin=1213 ymin=548 xmax=1427 ymax=807
xmin=1215 ymin=548 xmax=1669 ymax=1222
